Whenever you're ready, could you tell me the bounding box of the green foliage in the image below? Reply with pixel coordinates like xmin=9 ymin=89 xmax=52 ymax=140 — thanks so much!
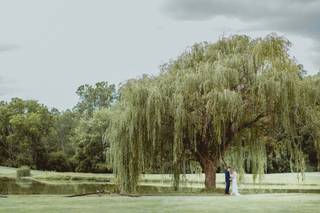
xmin=109 ymin=34 xmax=320 ymax=192
xmin=52 ymin=110 xmax=78 ymax=157
xmin=75 ymin=81 xmax=116 ymax=116
xmin=0 ymin=81 xmax=116 ymax=173
xmin=266 ymin=139 xmax=291 ymax=173
xmin=73 ymin=109 xmax=113 ymax=173
xmin=16 ymin=166 xmax=31 ymax=178
xmin=0 ymin=98 xmax=55 ymax=169
xmin=72 ymin=82 xmax=116 ymax=173
xmin=46 ymin=151 xmax=72 ymax=172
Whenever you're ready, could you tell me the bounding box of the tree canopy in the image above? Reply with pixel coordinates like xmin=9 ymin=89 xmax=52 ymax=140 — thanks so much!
xmin=73 ymin=81 xmax=116 ymax=172
xmin=75 ymin=81 xmax=116 ymax=116
xmin=0 ymin=82 xmax=117 ymax=172
xmin=0 ymin=98 xmax=55 ymax=169
xmin=109 ymin=34 xmax=320 ymax=192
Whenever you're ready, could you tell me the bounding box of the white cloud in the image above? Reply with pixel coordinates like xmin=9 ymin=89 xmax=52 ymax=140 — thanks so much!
xmin=161 ymin=0 xmax=320 ymax=69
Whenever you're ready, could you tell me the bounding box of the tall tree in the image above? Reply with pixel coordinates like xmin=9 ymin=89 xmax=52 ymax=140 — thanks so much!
xmin=0 ymin=101 xmax=9 ymax=164
xmin=73 ymin=109 xmax=112 ymax=172
xmin=73 ymin=82 xmax=116 ymax=172
xmin=52 ymin=109 xmax=78 ymax=155
xmin=302 ymin=74 xmax=320 ymax=169
xmin=109 ymin=34 xmax=320 ymax=192
xmin=0 ymin=98 xmax=55 ymax=169
xmin=75 ymin=81 xmax=116 ymax=116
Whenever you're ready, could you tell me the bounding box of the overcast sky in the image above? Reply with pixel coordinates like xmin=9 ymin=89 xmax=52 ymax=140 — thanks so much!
xmin=0 ymin=0 xmax=319 ymax=110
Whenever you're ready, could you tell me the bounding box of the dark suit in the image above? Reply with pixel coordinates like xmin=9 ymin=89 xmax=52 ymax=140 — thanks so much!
xmin=224 ymin=170 xmax=230 ymax=194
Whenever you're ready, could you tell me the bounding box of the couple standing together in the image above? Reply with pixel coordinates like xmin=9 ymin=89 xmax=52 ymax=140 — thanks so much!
xmin=224 ymin=166 xmax=240 ymax=196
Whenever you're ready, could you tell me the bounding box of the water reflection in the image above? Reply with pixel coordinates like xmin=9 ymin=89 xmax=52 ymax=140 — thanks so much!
xmin=0 ymin=177 xmax=115 ymax=195
xmin=1 ymin=177 xmax=317 ymax=195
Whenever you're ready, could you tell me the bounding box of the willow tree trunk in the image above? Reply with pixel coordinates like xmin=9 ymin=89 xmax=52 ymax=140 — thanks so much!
xmin=199 ymin=156 xmax=217 ymax=189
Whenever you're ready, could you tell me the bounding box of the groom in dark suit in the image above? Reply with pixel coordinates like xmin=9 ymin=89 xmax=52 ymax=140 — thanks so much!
xmin=224 ymin=166 xmax=231 ymax=195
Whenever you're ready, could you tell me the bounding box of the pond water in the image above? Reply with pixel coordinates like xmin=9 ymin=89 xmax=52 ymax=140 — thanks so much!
xmin=0 ymin=178 xmax=116 ymax=195
xmin=0 ymin=177 xmax=208 ymax=195
xmin=1 ymin=177 xmax=318 ymax=195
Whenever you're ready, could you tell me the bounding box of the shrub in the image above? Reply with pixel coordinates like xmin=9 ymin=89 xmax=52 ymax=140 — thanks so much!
xmin=46 ymin=151 xmax=72 ymax=172
xmin=94 ymin=163 xmax=113 ymax=173
xmin=16 ymin=166 xmax=31 ymax=178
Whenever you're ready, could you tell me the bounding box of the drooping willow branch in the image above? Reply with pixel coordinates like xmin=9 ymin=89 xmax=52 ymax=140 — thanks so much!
xmin=108 ymin=34 xmax=320 ymax=193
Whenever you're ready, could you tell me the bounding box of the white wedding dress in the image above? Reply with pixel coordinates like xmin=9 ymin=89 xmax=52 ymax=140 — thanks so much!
xmin=231 ymin=171 xmax=240 ymax=196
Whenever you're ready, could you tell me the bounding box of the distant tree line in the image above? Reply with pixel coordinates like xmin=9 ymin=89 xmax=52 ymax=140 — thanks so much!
xmin=0 ymin=81 xmax=116 ymax=173
xmin=0 ymin=78 xmax=319 ymax=175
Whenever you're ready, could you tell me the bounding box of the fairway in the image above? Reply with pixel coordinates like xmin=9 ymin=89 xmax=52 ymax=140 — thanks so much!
xmin=1 ymin=168 xmax=320 ymax=212
xmin=1 ymin=194 xmax=320 ymax=213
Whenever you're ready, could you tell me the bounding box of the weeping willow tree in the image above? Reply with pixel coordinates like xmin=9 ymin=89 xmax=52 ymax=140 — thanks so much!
xmin=109 ymin=34 xmax=320 ymax=193
xmin=302 ymin=73 xmax=320 ymax=169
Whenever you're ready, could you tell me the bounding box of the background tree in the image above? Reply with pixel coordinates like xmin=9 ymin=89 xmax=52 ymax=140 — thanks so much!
xmin=75 ymin=81 xmax=116 ymax=116
xmin=109 ymin=34 xmax=320 ymax=192
xmin=0 ymin=101 xmax=10 ymax=164
xmin=301 ymin=74 xmax=320 ymax=170
xmin=52 ymin=110 xmax=78 ymax=155
xmin=0 ymin=82 xmax=117 ymax=172
xmin=46 ymin=109 xmax=79 ymax=171
xmin=73 ymin=81 xmax=116 ymax=172
xmin=0 ymin=98 xmax=55 ymax=169
xmin=73 ymin=109 xmax=112 ymax=172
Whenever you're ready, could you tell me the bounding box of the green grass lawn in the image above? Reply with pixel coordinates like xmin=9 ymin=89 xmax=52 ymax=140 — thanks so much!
xmin=1 ymin=194 xmax=320 ymax=213
xmin=1 ymin=166 xmax=320 ymax=212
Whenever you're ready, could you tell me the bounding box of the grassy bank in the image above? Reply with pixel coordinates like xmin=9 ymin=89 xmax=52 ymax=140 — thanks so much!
xmin=0 ymin=194 xmax=320 ymax=213
xmin=0 ymin=166 xmax=113 ymax=182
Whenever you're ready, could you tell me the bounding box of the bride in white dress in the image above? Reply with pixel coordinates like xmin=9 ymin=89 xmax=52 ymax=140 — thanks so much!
xmin=231 ymin=169 xmax=240 ymax=196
